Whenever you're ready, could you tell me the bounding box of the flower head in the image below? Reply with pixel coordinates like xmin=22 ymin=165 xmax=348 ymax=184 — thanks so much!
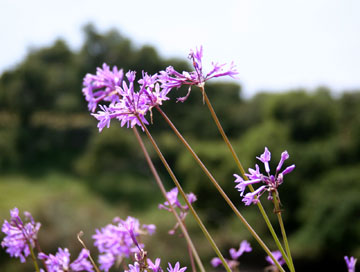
xmin=345 ymin=256 xmax=357 ymax=272
xmin=234 ymin=147 xmax=295 ymax=205
xmin=91 ymin=70 xmax=170 ymax=131
xmin=93 ymin=216 xmax=155 ymax=272
xmin=38 ymin=248 xmax=94 ymax=272
xmin=158 ymin=46 xmax=238 ymax=102
xmin=1 ymin=208 xmax=41 ymax=263
xmin=82 ymin=63 xmax=124 ymax=112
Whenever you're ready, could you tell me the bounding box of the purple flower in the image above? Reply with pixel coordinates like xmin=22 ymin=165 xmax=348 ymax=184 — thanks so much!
xmin=276 ymin=151 xmax=289 ymax=173
xmin=70 ymin=249 xmax=94 ymax=272
xmin=125 ymin=262 xmax=141 ymax=272
xmin=229 ymin=240 xmax=252 ymax=260
xmin=345 ymin=256 xmax=357 ymax=272
xmin=143 ymin=224 xmax=156 ymax=235
xmin=82 ymin=63 xmax=124 ymax=112
xmin=147 ymin=258 xmax=161 ymax=272
xmin=242 ymin=185 xmax=266 ymax=206
xmin=158 ymin=46 xmax=238 ymax=102
xmin=1 ymin=208 xmax=41 ymax=263
xmin=93 ymin=216 xmax=155 ymax=272
xmin=234 ymin=147 xmax=295 ymax=205
xmin=211 ymin=240 xmax=251 ymax=270
xmin=138 ymin=72 xmax=170 ymax=108
xmin=256 ymin=147 xmax=271 ymax=173
xmin=38 ymin=248 xmax=94 ymax=272
xmin=91 ymin=105 xmax=114 ymax=132
xmin=234 ymin=174 xmax=261 ymax=196
xmin=210 ymin=257 xmax=240 ymax=270
xmin=158 ymin=187 xmax=181 ymax=210
xmin=210 ymin=257 xmax=222 ymax=267
xmin=91 ymin=70 xmax=170 ymax=131
xmin=247 ymin=164 xmax=262 ymax=180
xmin=158 ymin=187 xmax=197 ymax=235
xmin=97 ymin=253 xmax=114 ymax=272
xmin=158 ymin=187 xmax=197 ymax=212
xmin=167 ymin=262 xmax=187 ymax=272
xmin=265 ymin=250 xmax=285 ymax=266
xmin=183 ymin=192 xmax=197 ymax=209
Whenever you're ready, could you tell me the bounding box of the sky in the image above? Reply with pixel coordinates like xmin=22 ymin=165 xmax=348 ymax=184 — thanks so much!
xmin=0 ymin=0 xmax=359 ymax=97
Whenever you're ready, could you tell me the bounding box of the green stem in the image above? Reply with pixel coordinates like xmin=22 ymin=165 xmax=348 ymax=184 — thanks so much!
xmin=272 ymin=192 xmax=295 ymax=272
xmin=35 ymin=240 xmax=48 ymax=272
xmin=137 ymin=117 xmax=232 ymax=272
xmin=155 ymin=106 xmax=285 ymax=272
xmin=28 ymin=242 xmax=40 ymax=272
xmin=132 ymin=127 xmax=205 ymax=272
xmin=200 ymin=86 xmax=292 ymax=267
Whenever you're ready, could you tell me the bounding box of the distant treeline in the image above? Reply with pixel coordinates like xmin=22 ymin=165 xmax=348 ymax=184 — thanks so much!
xmin=0 ymin=24 xmax=360 ymax=267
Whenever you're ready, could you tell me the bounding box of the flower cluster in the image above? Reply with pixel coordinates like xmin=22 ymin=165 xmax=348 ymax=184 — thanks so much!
xmin=211 ymin=240 xmax=252 ymax=270
xmin=234 ymin=147 xmax=295 ymax=206
xmin=91 ymin=71 xmax=170 ymax=131
xmin=1 ymin=208 xmax=188 ymax=272
xmin=83 ymin=63 xmax=124 ymax=112
xmin=38 ymin=248 xmax=93 ymax=272
xmin=158 ymin=187 xmax=197 ymax=235
xmin=84 ymin=46 xmax=238 ymax=131
xmin=1 ymin=207 xmax=41 ymax=263
xmin=158 ymin=46 xmax=238 ymax=102
xmin=92 ymin=216 xmax=155 ymax=271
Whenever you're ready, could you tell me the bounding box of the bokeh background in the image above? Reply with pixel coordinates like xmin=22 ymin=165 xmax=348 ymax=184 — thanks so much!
xmin=1 ymin=1 xmax=360 ymax=271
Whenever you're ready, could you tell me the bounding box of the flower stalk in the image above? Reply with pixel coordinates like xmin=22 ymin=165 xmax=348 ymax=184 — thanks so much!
xmin=132 ymin=126 xmax=205 ymax=272
xmin=136 ymin=115 xmax=232 ymax=272
xmin=272 ymin=192 xmax=295 ymax=272
xmin=28 ymin=242 xmax=40 ymax=272
xmin=34 ymin=240 xmax=49 ymax=272
xmin=200 ymin=85 xmax=293 ymax=269
xmin=155 ymin=106 xmax=285 ymax=272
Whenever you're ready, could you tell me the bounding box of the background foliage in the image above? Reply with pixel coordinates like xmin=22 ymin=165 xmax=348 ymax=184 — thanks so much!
xmin=0 ymin=24 xmax=359 ymax=271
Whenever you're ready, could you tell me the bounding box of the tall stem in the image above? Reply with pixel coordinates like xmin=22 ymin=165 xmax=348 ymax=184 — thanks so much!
xmin=35 ymin=240 xmax=48 ymax=272
xmin=155 ymin=106 xmax=285 ymax=272
xmin=28 ymin=242 xmax=40 ymax=272
xmin=200 ymin=86 xmax=292 ymax=267
xmin=137 ymin=117 xmax=232 ymax=272
xmin=272 ymin=192 xmax=295 ymax=272
xmin=132 ymin=127 xmax=205 ymax=272
xmin=187 ymin=237 xmax=197 ymax=272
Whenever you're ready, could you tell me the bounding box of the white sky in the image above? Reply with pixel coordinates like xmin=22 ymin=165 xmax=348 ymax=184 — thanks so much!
xmin=0 ymin=0 xmax=359 ymax=97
